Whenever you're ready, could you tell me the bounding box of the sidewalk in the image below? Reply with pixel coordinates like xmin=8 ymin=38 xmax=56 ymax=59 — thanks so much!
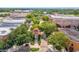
xmin=39 ymin=39 xmax=48 ymax=52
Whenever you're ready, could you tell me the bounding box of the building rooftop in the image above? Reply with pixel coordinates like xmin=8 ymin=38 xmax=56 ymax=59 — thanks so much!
xmin=59 ymin=28 xmax=79 ymax=42
xmin=13 ymin=9 xmax=32 ymax=13
xmin=0 ymin=22 xmax=21 ymax=27
xmin=50 ymin=14 xmax=79 ymax=27
xmin=3 ymin=17 xmax=25 ymax=23
xmin=0 ymin=17 xmax=25 ymax=36
xmin=50 ymin=15 xmax=79 ymax=20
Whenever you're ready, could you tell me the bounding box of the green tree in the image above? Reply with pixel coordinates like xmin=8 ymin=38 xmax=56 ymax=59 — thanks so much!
xmin=39 ymin=21 xmax=57 ymax=36
xmin=42 ymin=16 xmax=49 ymax=21
xmin=73 ymin=10 xmax=79 ymax=15
xmin=31 ymin=24 xmax=40 ymax=30
xmin=15 ymin=33 xmax=32 ymax=46
xmin=26 ymin=13 xmax=33 ymax=19
xmin=7 ymin=24 xmax=33 ymax=46
xmin=31 ymin=10 xmax=43 ymax=17
xmin=32 ymin=17 xmax=40 ymax=24
xmin=48 ymin=32 xmax=70 ymax=51
xmin=6 ymin=37 xmax=15 ymax=48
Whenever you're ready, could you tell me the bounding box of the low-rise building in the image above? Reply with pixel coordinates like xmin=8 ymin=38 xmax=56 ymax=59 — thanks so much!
xmin=0 ymin=17 xmax=25 ymax=40
xmin=59 ymin=28 xmax=79 ymax=52
xmin=50 ymin=15 xmax=79 ymax=29
xmin=10 ymin=10 xmax=31 ymax=18
xmin=50 ymin=14 xmax=79 ymax=51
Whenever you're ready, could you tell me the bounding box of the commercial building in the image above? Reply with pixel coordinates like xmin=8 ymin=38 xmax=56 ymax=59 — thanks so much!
xmin=0 ymin=17 xmax=25 ymax=40
xmin=50 ymin=15 xmax=79 ymax=29
xmin=59 ymin=28 xmax=79 ymax=51
xmin=10 ymin=10 xmax=31 ymax=18
xmin=50 ymin=14 xmax=79 ymax=51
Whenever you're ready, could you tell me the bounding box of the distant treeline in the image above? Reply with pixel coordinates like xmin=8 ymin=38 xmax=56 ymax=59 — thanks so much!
xmin=45 ymin=9 xmax=79 ymax=15
xmin=26 ymin=8 xmax=79 ymax=15
xmin=0 ymin=13 xmax=10 ymax=17
xmin=0 ymin=8 xmax=79 ymax=15
xmin=0 ymin=8 xmax=14 ymax=12
xmin=31 ymin=8 xmax=79 ymax=15
xmin=0 ymin=8 xmax=32 ymax=12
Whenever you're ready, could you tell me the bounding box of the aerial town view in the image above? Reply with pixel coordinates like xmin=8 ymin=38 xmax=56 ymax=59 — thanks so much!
xmin=0 ymin=8 xmax=79 ymax=52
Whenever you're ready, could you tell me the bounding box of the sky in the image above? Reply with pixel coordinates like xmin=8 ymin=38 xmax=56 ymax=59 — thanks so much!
xmin=0 ymin=0 xmax=79 ymax=8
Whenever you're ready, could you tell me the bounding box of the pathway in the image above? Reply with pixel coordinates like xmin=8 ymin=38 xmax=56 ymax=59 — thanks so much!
xmin=39 ymin=39 xmax=48 ymax=52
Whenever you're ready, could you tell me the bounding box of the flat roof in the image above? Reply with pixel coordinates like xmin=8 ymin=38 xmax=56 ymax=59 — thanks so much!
xmin=50 ymin=15 xmax=79 ymax=20
xmin=0 ymin=17 xmax=25 ymax=27
xmin=0 ymin=17 xmax=25 ymax=36
xmin=0 ymin=22 xmax=21 ymax=27
xmin=3 ymin=18 xmax=25 ymax=23
xmin=14 ymin=10 xmax=31 ymax=13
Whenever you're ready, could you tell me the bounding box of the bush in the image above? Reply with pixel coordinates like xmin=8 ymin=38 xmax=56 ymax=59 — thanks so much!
xmin=0 ymin=40 xmax=6 ymax=49
xmin=54 ymin=45 xmax=62 ymax=51
xmin=30 ymin=48 xmax=39 ymax=52
xmin=6 ymin=38 xmax=15 ymax=48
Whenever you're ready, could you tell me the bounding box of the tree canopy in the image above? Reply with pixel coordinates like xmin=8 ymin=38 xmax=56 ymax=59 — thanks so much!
xmin=42 ymin=16 xmax=49 ymax=21
xmin=39 ymin=21 xmax=57 ymax=36
xmin=6 ymin=24 xmax=33 ymax=47
xmin=48 ymin=32 xmax=70 ymax=51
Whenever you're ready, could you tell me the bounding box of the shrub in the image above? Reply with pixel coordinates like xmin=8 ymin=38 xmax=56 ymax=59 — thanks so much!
xmin=30 ymin=48 xmax=39 ymax=52
xmin=48 ymin=32 xmax=70 ymax=51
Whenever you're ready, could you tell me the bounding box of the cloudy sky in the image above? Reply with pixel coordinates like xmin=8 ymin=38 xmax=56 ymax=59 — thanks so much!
xmin=0 ymin=0 xmax=79 ymax=8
